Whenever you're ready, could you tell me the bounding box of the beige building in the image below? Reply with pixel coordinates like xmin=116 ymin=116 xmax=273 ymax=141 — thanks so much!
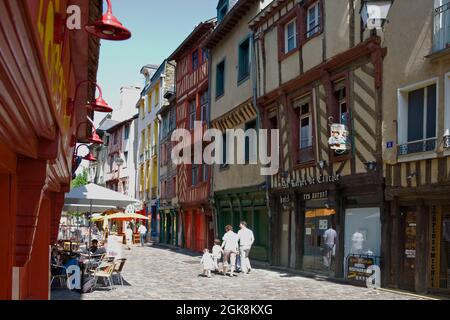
xmin=204 ymin=0 xmax=272 ymax=261
xmin=382 ymin=0 xmax=450 ymax=294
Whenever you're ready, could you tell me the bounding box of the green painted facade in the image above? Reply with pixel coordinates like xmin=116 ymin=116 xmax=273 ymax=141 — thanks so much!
xmin=159 ymin=209 xmax=179 ymax=247
xmin=214 ymin=187 xmax=269 ymax=262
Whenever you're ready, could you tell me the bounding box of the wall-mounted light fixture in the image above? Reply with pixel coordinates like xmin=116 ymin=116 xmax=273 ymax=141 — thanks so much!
xmin=364 ymin=161 xmax=378 ymax=172
xmin=318 ymin=160 xmax=327 ymax=170
xmin=360 ymin=0 xmax=394 ymax=30
xmin=72 ymin=144 xmax=97 ymax=178
xmin=85 ymin=0 xmax=132 ymax=41
xmin=67 ymin=80 xmax=112 ymax=119
xmin=70 ymin=118 xmax=104 ymax=147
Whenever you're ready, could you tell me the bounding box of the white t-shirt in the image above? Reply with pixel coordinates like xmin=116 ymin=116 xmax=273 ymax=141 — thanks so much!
xmin=222 ymin=231 xmax=239 ymax=252
xmin=138 ymin=225 xmax=147 ymax=235
xmin=212 ymin=245 xmax=223 ymax=258
xmin=238 ymin=228 xmax=255 ymax=248
xmin=323 ymin=228 xmax=337 ymax=246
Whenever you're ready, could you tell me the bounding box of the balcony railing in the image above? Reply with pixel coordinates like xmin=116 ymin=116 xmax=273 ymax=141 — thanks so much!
xmin=397 ymin=138 xmax=437 ymax=156
xmin=433 ymin=2 xmax=450 ymax=52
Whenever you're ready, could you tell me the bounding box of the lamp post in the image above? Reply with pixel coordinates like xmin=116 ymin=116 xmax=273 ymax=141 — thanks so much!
xmin=360 ymin=0 xmax=394 ymax=30
xmin=85 ymin=0 xmax=132 ymax=41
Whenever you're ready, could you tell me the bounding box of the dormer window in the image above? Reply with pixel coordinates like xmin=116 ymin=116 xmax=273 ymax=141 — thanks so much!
xmin=217 ymin=0 xmax=229 ymax=22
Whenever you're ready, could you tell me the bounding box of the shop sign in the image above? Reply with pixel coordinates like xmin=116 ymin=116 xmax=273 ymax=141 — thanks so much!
xmin=346 ymin=254 xmax=381 ymax=288
xmin=328 ymin=124 xmax=350 ymax=152
xmin=280 ymin=174 xmax=340 ymax=189
xmin=303 ymin=190 xmax=328 ymax=201
xmin=429 ymin=206 xmax=442 ymax=288
xmin=319 ymin=220 xmax=328 ymax=230
xmin=280 ymin=195 xmax=291 ymax=210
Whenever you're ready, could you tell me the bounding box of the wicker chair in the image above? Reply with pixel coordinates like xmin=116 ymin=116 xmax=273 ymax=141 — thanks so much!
xmin=113 ymin=258 xmax=127 ymax=286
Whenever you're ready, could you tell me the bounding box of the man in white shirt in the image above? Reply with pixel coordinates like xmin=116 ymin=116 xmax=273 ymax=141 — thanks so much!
xmin=138 ymin=224 xmax=147 ymax=247
xmin=238 ymin=221 xmax=255 ymax=274
xmin=221 ymin=225 xmax=239 ymax=277
xmin=323 ymin=226 xmax=337 ymax=268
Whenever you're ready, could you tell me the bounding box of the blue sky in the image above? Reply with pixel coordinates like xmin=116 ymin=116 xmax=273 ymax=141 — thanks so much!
xmin=96 ymin=0 xmax=217 ymax=118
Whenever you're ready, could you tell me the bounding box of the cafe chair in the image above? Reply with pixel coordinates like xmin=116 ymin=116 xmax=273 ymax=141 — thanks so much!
xmin=50 ymin=265 xmax=68 ymax=288
xmin=92 ymin=262 xmax=115 ymax=291
xmin=112 ymin=258 xmax=127 ymax=286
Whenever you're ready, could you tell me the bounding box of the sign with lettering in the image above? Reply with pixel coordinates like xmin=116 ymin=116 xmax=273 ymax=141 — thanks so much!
xmin=429 ymin=206 xmax=441 ymax=288
xmin=346 ymin=254 xmax=381 ymax=288
xmin=303 ymin=190 xmax=328 ymax=201
xmin=280 ymin=195 xmax=291 ymax=210
xmin=280 ymin=175 xmax=340 ymax=189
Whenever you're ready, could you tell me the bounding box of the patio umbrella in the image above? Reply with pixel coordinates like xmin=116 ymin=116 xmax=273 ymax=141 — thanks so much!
xmin=63 ymin=204 xmax=116 ymax=213
xmin=94 ymin=212 xmax=149 ymax=221
xmin=65 ymin=183 xmax=140 ymax=207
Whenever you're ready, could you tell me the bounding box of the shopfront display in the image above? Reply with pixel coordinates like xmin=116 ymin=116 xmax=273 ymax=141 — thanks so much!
xmin=303 ymin=201 xmax=337 ymax=275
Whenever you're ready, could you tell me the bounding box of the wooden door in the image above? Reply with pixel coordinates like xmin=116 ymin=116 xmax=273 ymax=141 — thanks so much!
xmin=401 ymin=209 xmax=417 ymax=291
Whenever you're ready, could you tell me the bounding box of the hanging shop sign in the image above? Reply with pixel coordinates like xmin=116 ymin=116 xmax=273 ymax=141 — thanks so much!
xmin=328 ymin=124 xmax=350 ymax=153
xmin=346 ymin=254 xmax=381 ymax=288
xmin=280 ymin=175 xmax=340 ymax=189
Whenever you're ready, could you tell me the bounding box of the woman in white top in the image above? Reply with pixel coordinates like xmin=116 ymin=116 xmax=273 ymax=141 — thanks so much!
xmin=221 ymin=225 xmax=239 ymax=277
xmin=125 ymin=223 xmax=133 ymax=250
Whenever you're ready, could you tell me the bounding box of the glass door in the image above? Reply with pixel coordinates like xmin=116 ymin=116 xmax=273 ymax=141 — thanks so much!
xmin=303 ymin=208 xmax=336 ymax=274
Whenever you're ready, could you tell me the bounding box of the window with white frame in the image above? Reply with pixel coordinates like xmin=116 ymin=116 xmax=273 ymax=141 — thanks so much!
xmin=285 ymin=19 xmax=297 ymax=53
xmin=307 ymin=1 xmax=321 ymax=38
xmin=433 ymin=0 xmax=450 ymax=52
xmin=445 ymin=73 xmax=450 ymax=149
xmin=398 ymin=80 xmax=438 ymax=156
xmin=299 ymin=103 xmax=313 ymax=150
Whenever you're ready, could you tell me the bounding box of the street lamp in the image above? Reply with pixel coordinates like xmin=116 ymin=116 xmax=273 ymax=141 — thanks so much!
xmin=85 ymin=0 xmax=132 ymax=41
xmin=360 ymin=0 xmax=394 ymax=30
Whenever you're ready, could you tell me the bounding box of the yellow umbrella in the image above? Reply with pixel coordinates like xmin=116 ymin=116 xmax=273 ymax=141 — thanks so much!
xmin=107 ymin=212 xmax=149 ymax=220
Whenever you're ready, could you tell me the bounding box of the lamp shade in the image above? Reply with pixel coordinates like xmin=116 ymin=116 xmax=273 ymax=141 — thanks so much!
xmin=88 ymin=96 xmax=113 ymax=113
xmin=83 ymin=152 xmax=97 ymax=162
xmin=360 ymin=0 xmax=393 ymax=30
xmin=88 ymin=130 xmax=103 ymax=145
xmin=85 ymin=0 xmax=132 ymax=41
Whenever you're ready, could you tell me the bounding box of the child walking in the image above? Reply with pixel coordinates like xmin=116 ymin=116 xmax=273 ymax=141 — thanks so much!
xmin=212 ymin=239 xmax=223 ymax=273
xmin=200 ymin=248 xmax=215 ymax=278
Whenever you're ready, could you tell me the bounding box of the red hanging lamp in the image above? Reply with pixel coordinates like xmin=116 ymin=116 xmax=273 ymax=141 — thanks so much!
xmin=85 ymin=0 xmax=132 ymax=41
xmin=83 ymin=151 xmax=97 ymax=162
xmin=88 ymin=128 xmax=104 ymax=145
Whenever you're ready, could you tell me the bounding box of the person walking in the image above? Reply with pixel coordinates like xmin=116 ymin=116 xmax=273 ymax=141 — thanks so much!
xmin=200 ymin=248 xmax=215 ymax=278
xmin=323 ymin=225 xmax=337 ymax=269
xmin=125 ymin=223 xmax=133 ymax=250
xmin=138 ymin=223 xmax=147 ymax=247
xmin=221 ymin=225 xmax=239 ymax=277
xmin=237 ymin=221 xmax=255 ymax=274
xmin=212 ymin=239 xmax=223 ymax=273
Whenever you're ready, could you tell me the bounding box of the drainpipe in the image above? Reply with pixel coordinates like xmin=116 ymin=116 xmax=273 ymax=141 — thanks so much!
xmin=252 ymin=31 xmax=272 ymax=264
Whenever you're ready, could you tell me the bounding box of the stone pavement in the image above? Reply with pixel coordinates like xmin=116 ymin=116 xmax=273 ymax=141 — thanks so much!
xmin=52 ymin=244 xmax=425 ymax=300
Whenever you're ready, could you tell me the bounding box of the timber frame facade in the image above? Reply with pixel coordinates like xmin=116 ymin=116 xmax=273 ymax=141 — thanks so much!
xmin=168 ymin=19 xmax=216 ymax=253
xmin=251 ymin=0 xmax=387 ymax=279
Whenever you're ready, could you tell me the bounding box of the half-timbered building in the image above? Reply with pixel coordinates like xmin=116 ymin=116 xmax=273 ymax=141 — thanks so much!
xmin=168 ymin=19 xmax=216 ymax=253
xmin=251 ymin=0 xmax=386 ymax=278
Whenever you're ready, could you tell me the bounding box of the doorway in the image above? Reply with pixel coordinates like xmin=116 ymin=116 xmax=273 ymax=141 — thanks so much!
xmin=303 ymin=207 xmax=336 ymax=274
xmin=400 ymin=208 xmax=416 ymax=291
xmin=280 ymin=209 xmax=290 ymax=267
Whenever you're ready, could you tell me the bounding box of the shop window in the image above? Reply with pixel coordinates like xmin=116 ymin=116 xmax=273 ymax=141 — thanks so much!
xmin=343 ymin=208 xmax=381 ymax=275
xmin=306 ymin=1 xmax=322 ymax=38
xmin=398 ymin=80 xmax=438 ymax=156
xmin=238 ymin=37 xmax=251 ymax=83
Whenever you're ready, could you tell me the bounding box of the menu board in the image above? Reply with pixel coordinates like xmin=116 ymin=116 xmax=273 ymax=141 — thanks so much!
xmin=346 ymin=255 xmax=378 ymax=286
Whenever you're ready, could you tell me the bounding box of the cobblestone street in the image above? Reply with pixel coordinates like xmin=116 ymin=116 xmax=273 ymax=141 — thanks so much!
xmin=52 ymin=244 xmax=426 ymax=300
